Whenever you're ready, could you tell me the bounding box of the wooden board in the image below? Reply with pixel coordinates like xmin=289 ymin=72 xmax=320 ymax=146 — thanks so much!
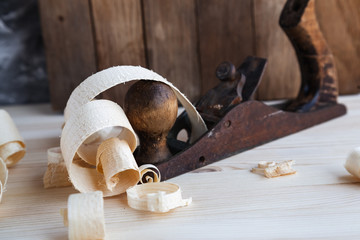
xmin=0 ymin=94 xmax=360 ymax=239
xmin=253 ymin=0 xmax=300 ymax=100
xmin=90 ymin=0 xmax=146 ymax=107
xmin=38 ymin=0 xmax=97 ymax=111
xmin=316 ymin=0 xmax=360 ymax=95
xmin=143 ymin=0 xmax=201 ymax=102
xmin=39 ymin=0 xmax=360 ymax=110
xmin=197 ymin=0 xmax=254 ymax=95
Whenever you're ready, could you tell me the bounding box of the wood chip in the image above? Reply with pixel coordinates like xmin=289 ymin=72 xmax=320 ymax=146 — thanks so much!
xmin=61 ymin=191 xmax=106 ymax=240
xmin=43 ymin=147 xmax=72 ymax=188
xmin=126 ymin=182 xmax=192 ymax=213
xmin=344 ymin=147 xmax=360 ymax=178
xmin=0 ymin=109 xmax=26 ymax=167
xmin=251 ymin=160 xmax=296 ymax=178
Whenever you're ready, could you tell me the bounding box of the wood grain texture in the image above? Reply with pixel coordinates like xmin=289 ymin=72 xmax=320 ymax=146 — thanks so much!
xmin=197 ymin=0 xmax=254 ymax=96
xmin=316 ymin=0 xmax=360 ymax=95
xmin=125 ymin=81 xmax=178 ymax=165
xmin=0 ymin=94 xmax=359 ymax=239
xmin=90 ymin=0 xmax=146 ymax=107
xmin=142 ymin=0 xmax=201 ymax=102
xmin=38 ymin=0 xmax=97 ymax=111
xmin=40 ymin=0 xmax=360 ymax=110
xmin=253 ymin=0 xmax=300 ymax=100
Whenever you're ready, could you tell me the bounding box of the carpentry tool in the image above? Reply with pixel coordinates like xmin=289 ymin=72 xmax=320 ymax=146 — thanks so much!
xmin=125 ymin=81 xmax=178 ymax=165
xmin=168 ymin=57 xmax=267 ymax=140
xmin=124 ymin=0 xmax=346 ymax=180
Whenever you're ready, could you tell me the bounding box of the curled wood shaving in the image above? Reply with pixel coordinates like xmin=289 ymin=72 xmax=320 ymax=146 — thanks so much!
xmin=96 ymin=137 xmax=140 ymax=192
xmin=0 ymin=158 xmax=8 ymax=203
xmin=61 ymin=191 xmax=106 ymax=240
xmin=78 ymin=127 xmax=123 ymax=166
xmin=59 ymin=66 xmax=206 ymax=197
xmin=63 ymin=66 xmax=207 ymax=143
xmin=43 ymin=147 xmax=72 ymax=188
xmin=61 ymin=100 xmax=139 ymax=197
xmin=126 ymin=182 xmax=192 ymax=213
xmin=0 ymin=110 xmax=24 ymax=202
xmin=251 ymin=160 xmax=296 ymax=178
xmin=139 ymin=164 xmax=161 ymax=183
xmin=345 ymin=147 xmax=360 ymax=178
xmin=0 ymin=109 xmax=26 ymax=167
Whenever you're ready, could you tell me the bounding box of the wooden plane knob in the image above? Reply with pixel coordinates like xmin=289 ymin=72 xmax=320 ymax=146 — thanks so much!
xmin=124 ymin=80 xmax=178 ymax=165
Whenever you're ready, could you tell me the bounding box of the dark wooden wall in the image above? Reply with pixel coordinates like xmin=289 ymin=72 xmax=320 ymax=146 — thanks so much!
xmin=39 ymin=0 xmax=360 ymax=111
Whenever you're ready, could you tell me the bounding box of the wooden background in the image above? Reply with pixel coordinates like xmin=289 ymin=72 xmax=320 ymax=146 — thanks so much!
xmin=39 ymin=0 xmax=360 ymax=111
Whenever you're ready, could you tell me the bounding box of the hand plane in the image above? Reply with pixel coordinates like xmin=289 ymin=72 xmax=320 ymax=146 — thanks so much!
xmin=124 ymin=0 xmax=346 ymax=181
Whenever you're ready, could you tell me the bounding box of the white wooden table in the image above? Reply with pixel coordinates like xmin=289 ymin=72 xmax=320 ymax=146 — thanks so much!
xmin=1 ymin=94 xmax=359 ymax=239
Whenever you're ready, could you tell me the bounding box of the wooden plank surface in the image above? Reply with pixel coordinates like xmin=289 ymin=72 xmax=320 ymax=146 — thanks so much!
xmin=316 ymin=0 xmax=360 ymax=95
xmin=40 ymin=0 xmax=360 ymax=110
xmin=253 ymin=0 xmax=300 ymax=100
xmin=197 ymin=0 xmax=254 ymax=95
xmin=38 ymin=0 xmax=97 ymax=111
xmin=90 ymin=0 xmax=146 ymax=107
xmin=143 ymin=0 xmax=201 ymax=102
xmin=0 ymin=94 xmax=359 ymax=239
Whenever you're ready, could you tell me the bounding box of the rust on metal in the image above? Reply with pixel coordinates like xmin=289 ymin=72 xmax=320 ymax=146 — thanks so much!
xmin=125 ymin=0 xmax=346 ymax=180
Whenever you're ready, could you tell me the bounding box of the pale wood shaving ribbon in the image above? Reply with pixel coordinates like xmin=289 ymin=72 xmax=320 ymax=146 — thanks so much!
xmin=43 ymin=144 xmax=161 ymax=190
xmin=63 ymin=65 xmax=207 ymax=143
xmin=61 ymin=191 xmax=106 ymax=240
xmin=0 ymin=109 xmax=26 ymax=167
xmin=345 ymin=147 xmax=360 ymax=178
xmin=61 ymin=99 xmax=139 ymax=197
xmin=0 ymin=158 xmax=8 ymax=203
xmin=126 ymin=182 xmax=192 ymax=213
xmin=0 ymin=109 xmax=25 ymax=202
xmin=96 ymin=137 xmax=140 ymax=192
xmin=60 ymin=66 xmax=205 ymax=197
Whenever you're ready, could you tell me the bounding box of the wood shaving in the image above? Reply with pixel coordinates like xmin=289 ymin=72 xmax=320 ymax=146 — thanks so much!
xmin=139 ymin=164 xmax=161 ymax=183
xmin=59 ymin=66 xmax=205 ymax=197
xmin=344 ymin=147 xmax=360 ymax=178
xmin=61 ymin=191 xmax=105 ymax=240
xmin=0 ymin=109 xmax=24 ymax=202
xmin=251 ymin=160 xmax=296 ymax=178
xmin=126 ymin=182 xmax=192 ymax=213
xmin=77 ymin=127 xmax=123 ymax=166
xmin=0 ymin=158 xmax=8 ymax=203
xmin=0 ymin=109 xmax=26 ymax=167
xmin=63 ymin=65 xmax=207 ymax=143
xmin=43 ymin=147 xmax=72 ymax=188
xmin=61 ymin=100 xmax=139 ymax=197
xmin=96 ymin=137 xmax=140 ymax=192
